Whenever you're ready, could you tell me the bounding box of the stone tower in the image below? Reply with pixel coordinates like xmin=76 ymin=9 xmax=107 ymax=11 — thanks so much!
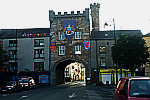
xmin=90 ymin=3 xmax=100 ymax=31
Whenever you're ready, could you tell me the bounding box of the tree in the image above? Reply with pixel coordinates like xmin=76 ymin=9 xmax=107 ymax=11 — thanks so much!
xmin=0 ymin=44 xmax=11 ymax=70
xmin=111 ymin=33 xmax=149 ymax=76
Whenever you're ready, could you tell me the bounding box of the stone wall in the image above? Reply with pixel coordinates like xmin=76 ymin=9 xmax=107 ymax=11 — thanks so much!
xmin=50 ymin=15 xmax=90 ymax=65
xmin=49 ymin=9 xmax=91 ymax=84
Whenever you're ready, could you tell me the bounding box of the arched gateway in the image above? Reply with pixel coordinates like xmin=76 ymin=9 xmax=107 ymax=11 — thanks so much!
xmin=51 ymin=58 xmax=88 ymax=85
xmin=49 ymin=3 xmax=100 ymax=85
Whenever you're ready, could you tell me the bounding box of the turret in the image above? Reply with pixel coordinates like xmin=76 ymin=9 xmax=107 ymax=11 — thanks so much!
xmin=90 ymin=3 xmax=100 ymax=31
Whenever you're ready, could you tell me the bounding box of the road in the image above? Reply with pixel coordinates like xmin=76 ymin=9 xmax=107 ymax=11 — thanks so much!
xmin=0 ymin=81 xmax=115 ymax=100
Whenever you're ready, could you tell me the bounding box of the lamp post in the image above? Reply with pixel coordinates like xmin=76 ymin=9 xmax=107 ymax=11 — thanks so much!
xmin=15 ymin=29 xmax=17 ymax=81
xmin=96 ymin=39 xmax=99 ymax=82
xmin=113 ymin=18 xmax=118 ymax=85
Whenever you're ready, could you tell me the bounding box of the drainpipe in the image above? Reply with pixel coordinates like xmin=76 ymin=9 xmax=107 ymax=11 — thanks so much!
xmin=49 ymin=20 xmax=52 ymax=85
xmin=96 ymin=39 xmax=99 ymax=82
xmin=15 ymin=29 xmax=17 ymax=81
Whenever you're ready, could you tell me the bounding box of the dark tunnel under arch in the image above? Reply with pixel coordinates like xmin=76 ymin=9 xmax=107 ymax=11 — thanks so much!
xmin=55 ymin=59 xmax=87 ymax=85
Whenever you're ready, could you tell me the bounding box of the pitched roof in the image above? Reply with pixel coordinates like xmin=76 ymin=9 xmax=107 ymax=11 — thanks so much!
xmin=0 ymin=28 xmax=50 ymax=39
xmin=90 ymin=30 xmax=142 ymax=40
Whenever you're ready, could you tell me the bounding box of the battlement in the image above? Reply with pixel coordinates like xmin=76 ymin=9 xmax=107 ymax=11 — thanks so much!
xmin=49 ymin=8 xmax=89 ymax=21
xmin=90 ymin=3 xmax=100 ymax=9
xmin=57 ymin=11 xmax=82 ymax=15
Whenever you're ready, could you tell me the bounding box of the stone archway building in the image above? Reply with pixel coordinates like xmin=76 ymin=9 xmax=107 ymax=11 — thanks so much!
xmin=49 ymin=3 xmax=100 ymax=85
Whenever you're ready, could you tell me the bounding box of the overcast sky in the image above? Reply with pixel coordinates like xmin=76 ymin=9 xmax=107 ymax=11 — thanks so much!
xmin=0 ymin=0 xmax=150 ymax=35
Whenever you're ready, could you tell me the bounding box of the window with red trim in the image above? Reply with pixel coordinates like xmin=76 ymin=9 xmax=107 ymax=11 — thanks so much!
xmin=8 ymin=62 xmax=18 ymax=71
xmin=34 ymin=49 xmax=44 ymax=58
xmin=34 ymin=39 xmax=44 ymax=46
xmin=9 ymin=50 xmax=18 ymax=59
xmin=9 ymin=40 xmax=18 ymax=47
xmin=34 ymin=62 xmax=44 ymax=71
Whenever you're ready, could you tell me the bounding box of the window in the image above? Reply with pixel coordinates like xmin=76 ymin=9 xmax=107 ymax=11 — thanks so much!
xmin=100 ymin=57 xmax=106 ymax=66
xmin=59 ymin=32 xmax=65 ymax=40
xmin=75 ymin=32 xmax=81 ymax=39
xmin=129 ymin=80 xmax=150 ymax=97
xmin=9 ymin=40 xmax=18 ymax=47
xmin=107 ymin=42 xmax=109 ymax=45
xmin=34 ymin=62 xmax=44 ymax=71
xmin=8 ymin=62 xmax=18 ymax=71
xmin=75 ymin=45 xmax=82 ymax=54
xmin=122 ymin=80 xmax=129 ymax=97
xmin=34 ymin=39 xmax=44 ymax=46
xmin=99 ymin=46 xmax=106 ymax=53
xmin=59 ymin=46 xmax=65 ymax=55
xmin=34 ymin=49 xmax=44 ymax=58
xmin=65 ymin=68 xmax=69 ymax=77
xmin=9 ymin=50 xmax=18 ymax=59
xmin=72 ymin=66 xmax=74 ymax=69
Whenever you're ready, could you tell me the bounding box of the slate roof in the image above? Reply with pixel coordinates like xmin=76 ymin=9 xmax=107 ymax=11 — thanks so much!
xmin=143 ymin=32 xmax=150 ymax=37
xmin=0 ymin=28 xmax=50 ymax=39
xmin=90 ymin=30 xmax=142 ymax=40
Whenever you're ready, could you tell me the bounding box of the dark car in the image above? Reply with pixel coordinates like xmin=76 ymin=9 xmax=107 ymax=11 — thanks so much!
xmin=19 ymin=77 xmax=35 ymax=90
xmin=0 ymin=81 xmax=23 ymax=93
xmin=95 ymin=81 xmax=104 ymax=86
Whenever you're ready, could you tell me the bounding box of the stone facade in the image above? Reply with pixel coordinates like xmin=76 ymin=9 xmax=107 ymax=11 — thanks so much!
xmin=49 ymin=3 xmax=100 ymax=85
xmin=90 ymin=3 xmax=100 ymax=31
xmin=143 ymin=35 xmax=150 ymax=77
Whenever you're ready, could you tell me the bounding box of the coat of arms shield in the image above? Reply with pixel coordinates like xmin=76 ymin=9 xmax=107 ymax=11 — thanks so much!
xmin=84 ymin=41 xmax=90 ymax=51
xmin=63 ymin=20 xmax=76 ymax=39
xmin=50 ymin=42 xmax=56 ymax=52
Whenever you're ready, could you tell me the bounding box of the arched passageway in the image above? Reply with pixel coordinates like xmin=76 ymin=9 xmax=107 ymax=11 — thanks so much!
xmin=55 ymin=59 xmax=86 ymax=85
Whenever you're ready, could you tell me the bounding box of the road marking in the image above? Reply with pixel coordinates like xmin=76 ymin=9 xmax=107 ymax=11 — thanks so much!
xmin=86 ymin=90 xmax=103 ymax=100
xmin=20 ymin=94 xmax=32 ymax=98
xmin=68 ymin=93 xmax=77 ymax=98
xmin=21 ymin=95 xmax=28 ymax=98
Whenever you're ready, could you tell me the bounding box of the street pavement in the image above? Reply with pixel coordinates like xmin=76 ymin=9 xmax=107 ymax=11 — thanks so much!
xmin=0 ymin=81 xmax=115 ymax=100
xmin=58 ymin=81 xmax=115 ymax=100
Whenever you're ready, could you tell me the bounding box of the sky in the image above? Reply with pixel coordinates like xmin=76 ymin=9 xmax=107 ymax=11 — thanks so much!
xmin=0 ymin=0 xmax=150 ymax=35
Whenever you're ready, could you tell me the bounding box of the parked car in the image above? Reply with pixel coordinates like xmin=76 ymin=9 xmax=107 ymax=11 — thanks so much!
xmin=0 ymin=81 xmax=23 ymax=93
xmin=114 ymin=76 xmax=150 ymax=100
xmin=95 ymin=81 xmax=104 ymax=86
xmin=19 ymin=77 xmax=35 ymax=90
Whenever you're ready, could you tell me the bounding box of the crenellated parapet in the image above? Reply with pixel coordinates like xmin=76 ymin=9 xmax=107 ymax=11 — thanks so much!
xmin=90 ymin=3 xmax=100 ymax=9
xmin=49 ymin=8 xmax=89 ymax=21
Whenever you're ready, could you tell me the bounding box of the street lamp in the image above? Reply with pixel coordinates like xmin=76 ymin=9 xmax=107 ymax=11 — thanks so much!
xmin=113 ymin=18 xmax=118 ymax=85
xmin=15 ymin=29 xmax=18 ymax=81
xmin=96 ymin=39 xmax=99 ymax=82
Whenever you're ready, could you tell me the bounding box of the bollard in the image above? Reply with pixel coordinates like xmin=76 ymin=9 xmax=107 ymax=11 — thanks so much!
xmin=106 ymin=81 xmax=109 ymax=86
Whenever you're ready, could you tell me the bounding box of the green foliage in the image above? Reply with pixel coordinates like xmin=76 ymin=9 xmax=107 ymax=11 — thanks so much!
xmin=111 ymin=33 xmax=149 ymax=75
xmin=0 ymin=44 xmax=11 ymax=70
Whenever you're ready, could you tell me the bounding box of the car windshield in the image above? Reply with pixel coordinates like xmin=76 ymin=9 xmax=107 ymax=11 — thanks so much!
xmin=5 ymin=82 xmax=15 ymax=86
xmin=19 ymin=79 xmax=29 ymax=83
xmin=129 ymin=80 xmax=150 ymax=97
